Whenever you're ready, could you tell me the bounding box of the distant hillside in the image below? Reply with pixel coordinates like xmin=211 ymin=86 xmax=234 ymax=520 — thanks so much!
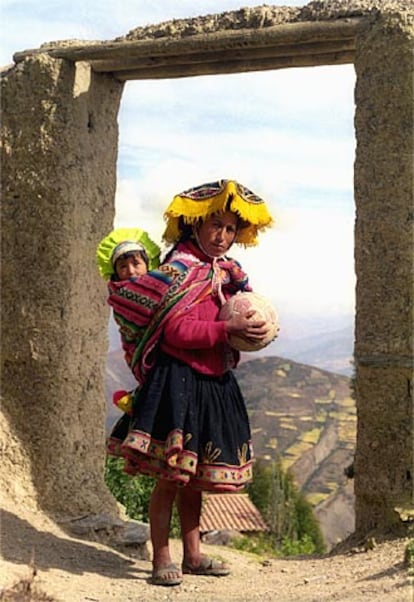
xmin=105 ymin=350 xmax=355 ymax=550
xmin=255 ymin=324 xmax=354 ymax=376
xmin=236 ymin=356 xmax=355 ymax=549
xmin=277 ymin=327 xmax=354 ymax=376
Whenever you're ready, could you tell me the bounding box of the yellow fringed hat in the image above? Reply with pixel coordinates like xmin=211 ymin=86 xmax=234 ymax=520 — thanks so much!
xmin=162 ymin=179 xmax=273 ymax=246
xmin=96 ymin=227 xmax=161 ymax=280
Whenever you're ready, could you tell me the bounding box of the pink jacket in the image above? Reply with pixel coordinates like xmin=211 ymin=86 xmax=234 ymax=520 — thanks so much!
xmin=161 ymin=279 xmax=236 ymax=375
xmin=108 ymin=239 xmax=251 ymax=381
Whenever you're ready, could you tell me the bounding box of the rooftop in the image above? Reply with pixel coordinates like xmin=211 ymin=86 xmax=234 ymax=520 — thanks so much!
xmin=200 ymin=493 xmax=268 ymax=533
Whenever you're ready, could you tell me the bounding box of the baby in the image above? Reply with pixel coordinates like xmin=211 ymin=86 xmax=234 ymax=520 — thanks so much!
xmin=96 ymin=227 xmax=160 ymax=455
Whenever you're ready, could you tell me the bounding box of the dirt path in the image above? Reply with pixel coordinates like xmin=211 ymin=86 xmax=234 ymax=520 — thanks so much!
xmin=1 ymin=500 xmax=412 ymax=602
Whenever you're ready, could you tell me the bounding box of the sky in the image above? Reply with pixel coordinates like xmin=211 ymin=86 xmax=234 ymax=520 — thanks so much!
xmin=2 ymin=0 xmax=357 ymax=342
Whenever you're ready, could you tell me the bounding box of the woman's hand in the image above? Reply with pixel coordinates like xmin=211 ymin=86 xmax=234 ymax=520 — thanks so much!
xmin=225 ymin=309 xmax=271 ymax=343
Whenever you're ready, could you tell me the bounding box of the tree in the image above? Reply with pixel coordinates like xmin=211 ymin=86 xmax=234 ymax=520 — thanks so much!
xmin=248 ymin=458 xmax=326 ymax=555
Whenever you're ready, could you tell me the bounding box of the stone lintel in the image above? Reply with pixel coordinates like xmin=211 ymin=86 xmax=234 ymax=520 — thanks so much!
xmin=13 ymin=18 xmax=365 ymax=79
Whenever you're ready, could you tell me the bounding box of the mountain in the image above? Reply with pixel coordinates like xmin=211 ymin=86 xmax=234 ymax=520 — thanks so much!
xmin=270 ymin=325 xmax=354 ymax=376
xmin=248 ymin=316 xmax=354 ymax=377
xmin=236 ymin=355 xmax=355 ymax=549
xmin=104 ymin=350 xmax=355 ymax=550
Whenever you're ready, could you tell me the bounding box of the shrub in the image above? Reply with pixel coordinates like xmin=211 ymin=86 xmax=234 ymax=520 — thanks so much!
xmin=247 ymin=458 xmax=326 ymax=556
xmin=104 ymin=456 xmax=181 ymax=535
xmin=405 ymin=537 xmax=414 ymax=573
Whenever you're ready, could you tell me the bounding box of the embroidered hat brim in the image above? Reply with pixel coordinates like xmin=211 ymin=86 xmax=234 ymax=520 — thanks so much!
xmin=162 ymin=179 xmax=273 ymax=246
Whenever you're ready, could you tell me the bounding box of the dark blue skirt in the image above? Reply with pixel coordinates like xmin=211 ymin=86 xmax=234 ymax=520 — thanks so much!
xmin=114 ymin=352 xmax=253 ymax=491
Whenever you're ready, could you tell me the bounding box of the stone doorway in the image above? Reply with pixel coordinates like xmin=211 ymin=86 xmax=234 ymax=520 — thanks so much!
xmin=1 ymin=3 xmax=413 ymax=537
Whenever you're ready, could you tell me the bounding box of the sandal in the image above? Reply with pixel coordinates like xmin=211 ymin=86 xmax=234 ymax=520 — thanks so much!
xmin=151 ymin=563 xmax=183 ymax=586
xmin=182 ymin=554 xmax=230 ymax=577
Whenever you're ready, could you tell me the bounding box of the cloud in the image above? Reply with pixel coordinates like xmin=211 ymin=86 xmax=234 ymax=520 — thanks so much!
xmin=231 ymin=207 xmax=356 ymax=317
xmin=1 ymin=0 xmax=306 ymax=65
xmin=121 ymin=65 xmax=356 ymax=132
xmin=117 ymin=64 xmax=356 ymax=220
xmin=113 ymin=60 xmax=356 ymax=331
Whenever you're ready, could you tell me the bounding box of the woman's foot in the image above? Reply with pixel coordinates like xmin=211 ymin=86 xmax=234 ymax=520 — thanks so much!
xmin=151 ymin=563 xmax=183 ymax=586
xmin=182 ymin=554 xmax=230 ymax=576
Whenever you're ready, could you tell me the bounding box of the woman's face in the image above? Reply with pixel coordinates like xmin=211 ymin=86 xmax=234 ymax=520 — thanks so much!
xmin=197 ymin=211 xmax=238 ymax=257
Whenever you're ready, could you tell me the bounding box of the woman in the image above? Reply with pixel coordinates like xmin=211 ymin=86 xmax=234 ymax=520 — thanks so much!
xmin=108 ymin=179 xmax=273 ymax=586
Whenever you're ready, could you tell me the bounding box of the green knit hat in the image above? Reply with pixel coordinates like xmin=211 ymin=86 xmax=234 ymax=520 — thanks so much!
xmin=96 ymin=227 xmax=161 ymax=280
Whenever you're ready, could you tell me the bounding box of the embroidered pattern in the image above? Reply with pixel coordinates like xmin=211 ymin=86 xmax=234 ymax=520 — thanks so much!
xmin=106 ymin=436 xmax=123 ymax=458
xmin=178 ymin=179 xmax=265 ymax=206
xmin=108 ymin=239 xmax=251 ymax=384
xmin=179 ymin=180 xmax=227 ymax=200
xmin=235 ymin=181 xmax=266 ymax=205
xmin=238 ymin=442 xmax=248 ymax=465
xmin=120 ymin=428 xmax=253 ymax=491
xmin=116 ymin=285 xmax=159 ymax=310
xmin=202 ymin=441 xmax=222 ymax=464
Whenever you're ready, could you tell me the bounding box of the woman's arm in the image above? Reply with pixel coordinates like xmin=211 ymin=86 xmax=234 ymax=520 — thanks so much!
xmin=163 ymin=304 xmax=268 ymax=350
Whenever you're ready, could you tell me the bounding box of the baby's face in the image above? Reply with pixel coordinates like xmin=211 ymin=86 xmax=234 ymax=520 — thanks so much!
xmin=115 ymin=253 xmax=147 ymax=279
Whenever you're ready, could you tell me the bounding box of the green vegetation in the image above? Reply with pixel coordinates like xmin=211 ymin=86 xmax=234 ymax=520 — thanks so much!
xmin=104 ymin=456 xmax=181 ymax=535
xmin=246 ymin=459 xmax=326 ymax=557
xmin=104 ymin=456 xmax=154 ymax=523
xmin=282 ymin=439 xmax=313 ymax=463
xmin=232 ymin=531 xmax=317 ymax=557
xmin=405 ymin=537 xmax=414 ymax=574
xmin=265 ymin=437 xmax=278 ymax=450
xmin=337 ymin=396 xmax=356 ymax=408
xmin=306 ymin=492 xmax=329 ymax=506
xmin=278 ymin=418 xmax=298 ymax=430
xmin=103 ymin=357 xmax=357 ymax=559
xmin=301 ymin=427 xmax=322 ymax=444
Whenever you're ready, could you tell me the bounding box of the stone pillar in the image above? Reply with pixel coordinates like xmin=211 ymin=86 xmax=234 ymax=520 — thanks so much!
xmin=353 ymin=14 xmax=414 ymax=534
xmin=1 ymin=55 xmax=124 ymax=516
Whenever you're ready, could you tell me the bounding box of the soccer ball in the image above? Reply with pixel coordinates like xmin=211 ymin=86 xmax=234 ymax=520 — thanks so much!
xmin=219 ymin=291 xmax=279 ymax=352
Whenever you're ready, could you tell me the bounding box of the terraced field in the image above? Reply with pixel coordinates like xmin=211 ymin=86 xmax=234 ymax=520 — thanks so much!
xmin=236 ymin=355 xmax=355 ymax=549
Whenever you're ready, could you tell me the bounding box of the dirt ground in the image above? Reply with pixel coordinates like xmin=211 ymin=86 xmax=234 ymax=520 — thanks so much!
xmin=1 ymin=495 xmax=412 ymax=602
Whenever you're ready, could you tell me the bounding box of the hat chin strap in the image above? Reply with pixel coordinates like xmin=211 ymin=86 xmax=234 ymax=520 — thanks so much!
xmin=193 ymin=227 xmax=227 ymax=306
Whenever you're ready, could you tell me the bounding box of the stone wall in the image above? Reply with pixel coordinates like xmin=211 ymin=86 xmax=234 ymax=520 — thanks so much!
xmin=1 ymin=55 xmax=123 ymax=516
xmin=353 ymin=11 xmax=414 ymax=533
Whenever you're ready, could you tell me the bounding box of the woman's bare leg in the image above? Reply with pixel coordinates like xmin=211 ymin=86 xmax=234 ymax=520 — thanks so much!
xmin=176 ymin=487 xmax=202 ymax=566
xmin=149 ymin=479 xmax=181 ymax=581
xmin=177 ymin=486 xmax=230 ymax=574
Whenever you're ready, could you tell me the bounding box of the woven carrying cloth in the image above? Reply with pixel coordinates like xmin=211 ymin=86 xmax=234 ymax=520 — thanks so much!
xmin=162 ymin=179 xmax=273 ymax=247
xmin=107 ymin=241 xmax=250 ymax=385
